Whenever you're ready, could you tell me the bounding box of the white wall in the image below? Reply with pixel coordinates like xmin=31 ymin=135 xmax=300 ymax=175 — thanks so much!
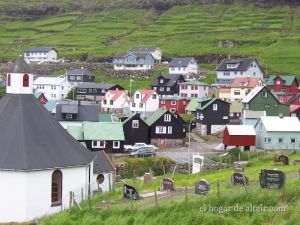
xmin=92 ymin=172 xmax=114 ymax=192
xmin=179 ymin=84 xmax=208 ymax=98
xmin=0 ymin=166 xmax=91 ymax=223
xmin=130 ymin=91 xmax=159 ymax=117
xmin=114 ymin=64 xmax=152 ymax=71
xmin=6 ymin=73 xmax=34 ymax=94
xmin=24 ymin=50 xmax=58 ymax=64
xmin=169 ymin=61 xmax=198 ymax=75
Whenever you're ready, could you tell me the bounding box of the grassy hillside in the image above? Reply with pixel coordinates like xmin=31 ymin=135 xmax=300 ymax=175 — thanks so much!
xmin=0 ymin=3 xmax=300 ymax=76
xmin=40 ymin=153 xmax=300 ymax=225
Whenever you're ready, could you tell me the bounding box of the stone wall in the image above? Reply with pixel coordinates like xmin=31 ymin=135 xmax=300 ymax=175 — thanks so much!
xmin=151 ymin=138 xmax=186 ymax=149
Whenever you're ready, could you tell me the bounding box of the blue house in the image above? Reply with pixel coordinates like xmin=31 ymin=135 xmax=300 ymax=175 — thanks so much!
xmin=254 ymin=115 xmax=300 ymax=151
xmin=113 ymin=52 xmax=155 ymax=71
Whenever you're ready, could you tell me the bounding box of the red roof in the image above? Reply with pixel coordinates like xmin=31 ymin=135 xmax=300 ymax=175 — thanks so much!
xmin=219 ymin=87 xmax=231 ymax=93
xmin=231 ymin=77 xmax=262 ymax=88
xmin=140 ymin=90 xmax=155 ymax=103
xmin=103 ymin=90 xmax=126 ymax=101
xmin=290 ymin=104 xmax=300 ymax=113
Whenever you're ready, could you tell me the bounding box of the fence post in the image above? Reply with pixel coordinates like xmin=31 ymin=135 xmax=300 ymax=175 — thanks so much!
xmin=88 ymin=194 xmax=91 ymax=210
xmin=256 ymin=150 xmax=259 ymax=159
xmin=69 ymin=191 xmax=73 ymax=208
xmin=217 ymin=180 xmax=220 ymax=198
xmin=185 ymin=187 xmax=188 ymax=202
xmin=81 ymin=188 xmax=84 ymax=202
xmin=106 ymin=192 xmax=110 ymax=209
xmin=154 ymin=190 xmax=158 ymax=207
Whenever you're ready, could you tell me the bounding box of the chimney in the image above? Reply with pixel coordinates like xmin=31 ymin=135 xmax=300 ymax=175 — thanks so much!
xmin=279 ymin=113 xmax=284 ymax=119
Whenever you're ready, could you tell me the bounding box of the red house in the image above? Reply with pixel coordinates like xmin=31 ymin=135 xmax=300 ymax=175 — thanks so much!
xmin=223 ymin=125 xmax=256 ymax=151
xmin=277 ymin=93 xmax=300 ymax=105
xmin=266 ymin=75 xmax=299 ymax=93
xmin=159 ymin=96 xmax=189 ymax=114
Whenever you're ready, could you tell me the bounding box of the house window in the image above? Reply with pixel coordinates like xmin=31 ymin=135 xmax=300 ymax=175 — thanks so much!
xmin=103 ymin=100 xmax=107 ymax=105
xmin=278 ymin=137 xmax=284 ymax=143
xmin=161 ymin=100 xmax=165 ymax=104
xmin=153 ymin=87 xmax=157 ymax=91
xmin=89 ymin=89 xmax=93 ymax=93
xmin=66 ymin=114 xmax=73 ymax=119
xmin=132 ymin=103 xmax=136 ymax=107
xmin=264 ymin=137 xmax=271 ymax=143
xmin=291 ymin=138 xmax=296 ymax=143
xmin=23 ymin=74 xmax=29 ymax=87
xmin=160 ymin=79 xmax=164 ymax=84
xmin=279 ymin=96 xmax=284 ymax=102
xmin=7 ymin=74 xmax=11 ymax=86
xmin=132 ymin=120 xmax=139 ymax=128
xmin=110 ymin=100 xmax=113 ymax=105
xmin=261 ymin=92 xmax=268 ymax=98
xmin=276 ymin=80 xmax=280 ymax=85
xmin=139 ymin=103 xmax=143 ymax=108
xmin=96 ymin=174 xmax=105 ymax=184
xmin=223 ymin=116 xmax=228 ymax=120
xmin=152 ymin=94 xmax=157 ymax=99
xmin=156 ymin=126 xmax=166 ymax=134
xmin=166 ymin=87 xmax=171 ymax=91
xmin=113 ymin=141 xmax=120 ymax=149
xmin=70 ymin=76 xmax=75 ymax=80
xmin=92 ymin=141 xmax=105 ymax=148
xmin=245 ymin=103 xmax=249 ymax=110
xmin=171 ymin=100 xmax=176 ymax=105
xmin=281 ymin=88 xmax=286 ymax=93
xmin=136 ymin=94 xmax=140 ymax=99
xmin=93 ymin=89 xmax=97 ymax=93
xmin=234 ymin=90 xmax=240 ymax=95
xmin=164 ymin=114 xmax=171 ymax=122
xmin=168 ymin=126 xmax=172 ymax=134
xmin=213 ymin=104 xmax=218 ymax=111
xmin=51 ymin=170 xmax=62 ymax=206
xmin=76 ymin=76 xmax=81 ymax=80
xmin=258 ymin=123 xmax=262 ymax=131
xmin=159 ymin=87 xmax=164 ymax=91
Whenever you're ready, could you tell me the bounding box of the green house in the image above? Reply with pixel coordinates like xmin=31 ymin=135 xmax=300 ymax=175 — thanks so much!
xmin=241 ymin=86 xmax=289 ymax=116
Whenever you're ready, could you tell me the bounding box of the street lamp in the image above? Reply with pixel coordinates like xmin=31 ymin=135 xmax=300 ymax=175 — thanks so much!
xmin=188 ymin=116 xmax=197 ymax=173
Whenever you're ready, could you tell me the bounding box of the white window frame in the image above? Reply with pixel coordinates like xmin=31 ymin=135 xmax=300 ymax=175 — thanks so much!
xmin=213 ymin=104 xmax=218 ymax=111
xmin=156 ymin=126 xmax=166 ymax=134
xmin=164 ymin=114 xmax=171 ymax=122
xmin=66 ymin=114 xmax=73 ymax=119
xmin=264 ymin=137 xmax=271 ymax=143
xmin=291 ymin=138 xmax=296 ymax=143
xmin=166 ymin=87 xmax=171 ymax=91
xmin=168 ymin=126 xmax=172 ymax=134
xmin=132 ymin=120 xmax=139 ymax=128
xmin=171 ymin=100 xmax=176 ymax=105
xmin=278 ymin=137 xmax=284 ymax=143
xmin=113 ymin=141 xmax=120 ymax=149
xmin=161 ymin=100 xmax=165 ymax=104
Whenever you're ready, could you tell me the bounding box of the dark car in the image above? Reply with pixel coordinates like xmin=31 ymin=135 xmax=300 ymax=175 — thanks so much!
xmin=128 ymin=147 xmax=156 ymax=158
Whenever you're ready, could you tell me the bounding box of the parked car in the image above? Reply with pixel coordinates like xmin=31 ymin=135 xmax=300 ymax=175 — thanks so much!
xmin=124 ymin=143 xmax=154 ymax=152
xmin=128 ymin=147 xmax=156 ymax=158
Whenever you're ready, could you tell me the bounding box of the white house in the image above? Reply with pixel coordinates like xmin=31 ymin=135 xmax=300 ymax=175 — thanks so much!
xmin=179 ymin=80 xmax=209 ymax=98
xmin=129 ymin=89 xmax=159 ymax=118
xmin=113 ymin=52 xmax=155 ymax=71
xmin=101 ymin=90 xmax=129 ymax=113
xmin=24 ymin=47 xmax=58 ymax=64
xmin=168 ymin=57 xmax=198 ymax=75
xmin=215 ymin=58 xmax=264 ymax=86
xmin=0 ymin=57 xmax=94 ymax=223
xmin=33 ymin=75 xmax=71 ymax=100
xmin=129 ymin=47 xmax=162 ymax=64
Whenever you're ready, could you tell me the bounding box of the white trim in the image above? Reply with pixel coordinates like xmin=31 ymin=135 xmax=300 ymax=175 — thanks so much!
xmin=113 ymin=141 xmax=120 ymax=149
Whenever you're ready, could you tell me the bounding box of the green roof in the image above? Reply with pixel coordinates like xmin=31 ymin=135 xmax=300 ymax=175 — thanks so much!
xmin=83 ymin=122 xmax=125 ymax=141
xmin=266 ymin=75 xmax=296 ymax=86
xmin=44 ymin=100 xmax=57 ymax=112
xmin=67 ymin=126 xmax=83 ymax=140
xmin=196 ymin=97 xmax=215 ymax=110
xmin=99 ymin=113 xmax=112 ymax=122
xmin=122 ymin=114 xmax=136 ymax=124
xmin=180 ymin=80 xmax=209 ymax=86
xmin=145 ymin=108 xmax=167 ymax=126
xmin=230 ymin=101 xmax=242 ymax=113
xmin=185 ymin=98 xmax=202 ymax=112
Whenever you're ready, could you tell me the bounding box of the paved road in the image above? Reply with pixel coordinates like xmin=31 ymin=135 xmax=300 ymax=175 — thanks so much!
xmin=156 ymin=141 xmax=225 ymax=163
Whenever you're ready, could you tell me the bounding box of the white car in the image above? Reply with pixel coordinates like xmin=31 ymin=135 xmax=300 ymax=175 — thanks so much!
xmin=124 ymin=143 xmax=154 ymax=152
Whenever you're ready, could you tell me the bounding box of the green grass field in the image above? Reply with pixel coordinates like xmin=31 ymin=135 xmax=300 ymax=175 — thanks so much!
xmin=1 ymin=3 xmax=300 ymax=76
xmin=39 ymin=152 xmax=300 ymax=225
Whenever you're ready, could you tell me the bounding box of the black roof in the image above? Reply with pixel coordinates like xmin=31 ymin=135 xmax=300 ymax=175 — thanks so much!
xmin=93 ymin=151 xmax=115 ymax=173
xmin=67 ymin=68 xmax=93 ymax=77
xmin=0 ymin=94 xmax=93 ymax=171
xmin=152 ymin=74 xmax=185 ymax=87
xmin=25 ymin=47 xmax=55 ymax=53
xmin=76 ymin=82 xmax=122 ymax=90
xmin=55 ymin=101 xmax=100 ymax=122
xmin=169 ymin=57 xmax=195 ymax=67
xmin=9 ymin=57 xmax=32 ymax=74
xmin=215 ymin=58 xmax=256 ymax=71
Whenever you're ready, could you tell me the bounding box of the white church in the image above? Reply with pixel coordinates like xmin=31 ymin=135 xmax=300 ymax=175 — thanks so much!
xmin=0 ymin=58 xmax=115 ymax=223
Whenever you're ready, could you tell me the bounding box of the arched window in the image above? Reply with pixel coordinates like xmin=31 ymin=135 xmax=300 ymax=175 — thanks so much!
xmin=96 ymin=174 xmax=105 ymax=184
xmin=7 ymin=74 xmax=11 ymax=86
xmin=23 ymin=74 xmax=29 ymax=87
xmin=51 ymin=170 xmax=62 ymax=206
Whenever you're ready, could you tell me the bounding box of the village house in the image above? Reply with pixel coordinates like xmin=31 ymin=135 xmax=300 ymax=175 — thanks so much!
xmin=266 ymin=75 xmax=299 ymax=93
xmin=215 ymin=58 xmax=264 ymax=86
xmin=24 ymin=47 xmax=58 ymax=64
xmin=128 ymin=47 xmax=162 ymax=64
xmin=179 ymin=80 xmax=209 ymax=98
xmin=129 ymin=89 xmax=159 ymax=118
xmin=218 ymin=87 xmax=231 ymax=100
xmin=241 ymin=110 xmax=266 ymax=126
xmin=122 ymin=113 xmax=150 ymax=145
xmin=230 ymin=76 xmax=263 ymax=101
xmin=196 ymin=98 xmax=230 ymax=135
xmin=67 ymin=68 xmax=95 ymax=87
xmin=145 ymin=108 xmax=186 ymax=148
xmin=185 ymin=98 xmax=201 ymax=115
xmin=0 ymin=57 xmax=96 ymax=223
xmin=34 ymin=92 xmax=57 ymax=114
xmin=55 ymin=100 xmax=100 ymax=128
xmin=168 ymin=57 xmax=198 ymax=75
xmin=291 ymin=105 xmax=300 ymax=121
xmin=152 ymin=73 xmax=185 ymax=97
xmin=33 ymin=75 xmax=71 ymax=100
xmin=254 ymin=116 xmax=300 ymax=151
xmin=101 ymin=90 xmax=129 ymax=114
xmin=113 ymin=52 xmax=155 ymax=70
xmin=229 ymin=101 xmax=242 ymax=124
xmin=241 ymin=86 xmax=290 ymax=116
xmin=223 ymin=125 xmax=256 ymax=151
xmin=159 ymin=96 xmax=188 ymax=114
xmin=75 ymin=83 xmax=124 ymax=101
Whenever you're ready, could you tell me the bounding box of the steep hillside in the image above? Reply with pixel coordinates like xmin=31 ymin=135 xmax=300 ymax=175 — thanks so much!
xmin=0 ymin=2 xmax=300 ymax=75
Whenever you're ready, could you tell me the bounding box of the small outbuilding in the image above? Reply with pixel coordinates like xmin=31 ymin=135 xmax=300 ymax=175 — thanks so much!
xmin=223 ymin=125 xmax=256 ymax=151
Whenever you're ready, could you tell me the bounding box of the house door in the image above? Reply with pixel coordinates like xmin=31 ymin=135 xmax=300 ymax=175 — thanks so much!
xmin=207 ymin=125 xmax=211 ymax=135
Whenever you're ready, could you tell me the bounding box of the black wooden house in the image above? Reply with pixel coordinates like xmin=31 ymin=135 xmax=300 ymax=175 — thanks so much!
xmin=151 ymin=73 xmax=185 ymax=96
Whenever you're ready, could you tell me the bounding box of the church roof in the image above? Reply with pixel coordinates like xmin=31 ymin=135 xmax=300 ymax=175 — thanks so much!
xmin=9 ymin=57 xmax=32 ymax=74
xmin=0 ymin=94 xmax=94 ymax=171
